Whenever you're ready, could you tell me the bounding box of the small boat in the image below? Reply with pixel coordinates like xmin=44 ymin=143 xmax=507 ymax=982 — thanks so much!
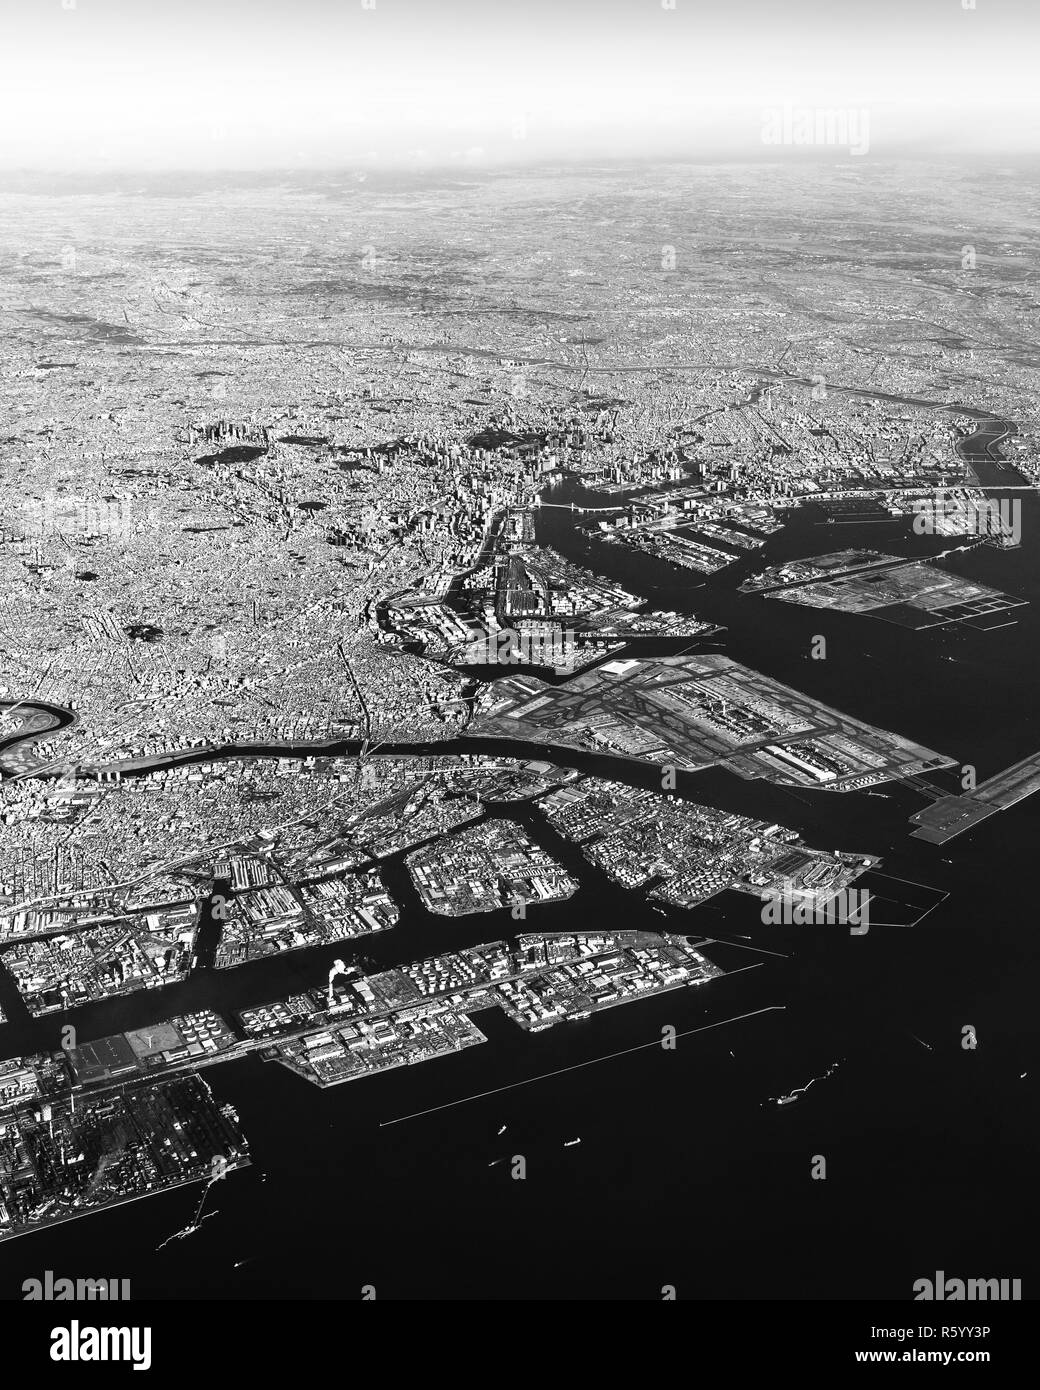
xmin=776 ymin=1095 xmax=798 ymax=1107
xmin=563 ymin=1137 xmax=581 ymax=1148
xmin=497 ymin=1124 xmax=507 ymax=1136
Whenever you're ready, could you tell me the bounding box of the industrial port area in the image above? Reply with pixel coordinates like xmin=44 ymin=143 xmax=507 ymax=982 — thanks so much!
xmin=0 ymin=928 xmax=720 ymax=1241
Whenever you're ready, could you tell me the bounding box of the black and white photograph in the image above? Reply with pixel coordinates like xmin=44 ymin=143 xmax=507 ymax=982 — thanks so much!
xmin=0 ymin=0 xmax=1037 ymax=1359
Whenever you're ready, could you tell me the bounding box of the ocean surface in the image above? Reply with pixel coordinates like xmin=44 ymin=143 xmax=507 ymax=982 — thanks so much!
xmin=2 ymin=414 xmax=1040 ymax=1300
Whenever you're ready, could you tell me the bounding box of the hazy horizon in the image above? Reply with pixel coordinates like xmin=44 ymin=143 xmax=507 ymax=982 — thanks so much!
xmin=2 ymin=0 xmax=1038 ymax=172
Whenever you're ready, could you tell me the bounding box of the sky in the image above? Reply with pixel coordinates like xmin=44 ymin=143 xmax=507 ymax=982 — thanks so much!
xmin=2 ymin=0 xmax=1037 ymax=170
